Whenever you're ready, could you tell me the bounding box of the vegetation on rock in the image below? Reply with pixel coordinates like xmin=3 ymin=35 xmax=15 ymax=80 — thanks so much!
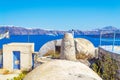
xmin=7 ymin=71 xmax=29 ymax=80
xmin=12 ymin=73 xmax=26 ymax=80
xmin=91 ymin=53 xmax=119 ymax=80
xmin=76 ymin=53 xmax=93 ymax=60
xmin=43 ymin=50 xmax=60 ymax=59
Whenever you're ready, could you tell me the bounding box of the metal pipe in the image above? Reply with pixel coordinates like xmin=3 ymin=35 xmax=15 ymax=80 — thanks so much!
xmin=100 ymin=31 xmax=102 ymax=46
xmin=112 ymin=31 xmax=116 ymax=51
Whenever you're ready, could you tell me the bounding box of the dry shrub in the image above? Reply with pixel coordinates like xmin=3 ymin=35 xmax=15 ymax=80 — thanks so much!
xmin=76 ymin=53 xmax=93 ymax=60
xmin=0 ymin=69 xmax=10 ymax=75
xmin=43 ymin=50 xmax=60 ymax=59
xmin=52 ymin=51 xmax=60 ymax=59
xmin=3 ymin=70 xmax=9 ymax=75
xmin=43 ymin=50 xmax=55 ymax=56
xmin=0 ymin=49 xmax=2 ymax=54
xmin=76 ymin=53 xmax=87 ymax=60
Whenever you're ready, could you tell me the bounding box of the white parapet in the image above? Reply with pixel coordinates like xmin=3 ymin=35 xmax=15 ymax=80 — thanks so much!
xmin=100 ymin=45 xmax=120 ymax=54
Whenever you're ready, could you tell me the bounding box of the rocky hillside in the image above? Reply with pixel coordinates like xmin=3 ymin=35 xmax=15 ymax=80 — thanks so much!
xmin=0 ymin=26 xmax=120 ymax=36
xmin=101 ymin=26 xmax=119 ymax=31
xmin=0 ymin=26 xmax=66 ymax=35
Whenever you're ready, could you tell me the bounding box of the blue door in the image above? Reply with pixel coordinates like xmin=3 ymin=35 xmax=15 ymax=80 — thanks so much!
xmin=32 ymin=54 xmax=34 ymax=69
xmin=13 ymin=51 xmax=20 ymax=69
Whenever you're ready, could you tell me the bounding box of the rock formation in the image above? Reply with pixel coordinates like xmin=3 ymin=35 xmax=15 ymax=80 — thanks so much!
xmin=39 ymin=33 xmax=96 ymax=60
xmin=60 ymin=33 xmax=76 ymax=61
xmin=39 ymin=40 xmax=61 ymax=57
xmin=24 ymin=60 xmax=102 ymax=80
xmin=75 ymin=38 xmax=95 ymax=60
xmin=29 ymin=33 xmax=102 ymax=80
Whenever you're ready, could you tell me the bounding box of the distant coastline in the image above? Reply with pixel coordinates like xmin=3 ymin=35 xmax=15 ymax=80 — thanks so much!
xmin=0 ymin=26 xmax=120 ymax=37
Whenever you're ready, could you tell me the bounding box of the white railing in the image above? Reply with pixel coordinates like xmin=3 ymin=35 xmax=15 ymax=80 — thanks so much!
xmin=100 ymin=31 xmax=120 ymax=52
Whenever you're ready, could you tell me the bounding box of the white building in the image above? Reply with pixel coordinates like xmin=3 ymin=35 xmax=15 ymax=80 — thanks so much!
xmin=3 ymin=43 xmax=35 ymax=71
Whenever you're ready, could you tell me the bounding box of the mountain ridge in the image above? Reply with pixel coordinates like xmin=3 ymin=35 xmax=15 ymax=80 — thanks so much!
xmin=0 ymin=26 xmax=119 ymax=35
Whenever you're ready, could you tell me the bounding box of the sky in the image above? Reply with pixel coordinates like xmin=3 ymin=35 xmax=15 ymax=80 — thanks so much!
xmin=0 ymin=0 xmax=120 ymax=30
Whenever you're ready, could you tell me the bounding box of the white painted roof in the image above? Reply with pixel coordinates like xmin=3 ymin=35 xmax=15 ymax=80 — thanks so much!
xmin=100 ymin=45 xmax=120 ymax=54
xmin=5 ymin=42 xmax=34 ymax=46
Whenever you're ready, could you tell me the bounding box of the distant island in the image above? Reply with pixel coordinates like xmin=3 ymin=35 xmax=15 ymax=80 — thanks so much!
xmin=0 ymin=26 xmax=120 ymax=37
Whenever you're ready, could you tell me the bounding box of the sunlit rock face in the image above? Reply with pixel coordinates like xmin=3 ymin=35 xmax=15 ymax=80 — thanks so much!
xmin=75 ymin=38 xmax=95 ymax=60
xmin=39 ymin=39 xmax=61 ymax=57
xmin=60 ymin=33 xmax=76 ymax=61
xmin=39 ymin=33 xmax=96 ymax=61
xmin=24 ymin=60 xmax=102 ymax=80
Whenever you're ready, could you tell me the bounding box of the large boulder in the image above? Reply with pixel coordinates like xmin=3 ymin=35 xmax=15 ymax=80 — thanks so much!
xmin=75 ymin=38 xmax=95 ymax=60
xmin=39 ymin=40 xmax=61 ymax=57
xmin=24 ymin=60 xmax=102 ymax=80
xmin=60 ymin=33 xmax=76 ymax=61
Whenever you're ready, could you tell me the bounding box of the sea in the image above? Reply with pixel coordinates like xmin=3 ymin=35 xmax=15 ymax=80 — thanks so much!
xmin=0 ymin=35 xmax=120 ymax=52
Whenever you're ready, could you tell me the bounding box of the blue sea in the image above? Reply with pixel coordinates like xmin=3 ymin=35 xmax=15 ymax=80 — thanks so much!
xmin=0 ymin=35 xmax=120 ymax=51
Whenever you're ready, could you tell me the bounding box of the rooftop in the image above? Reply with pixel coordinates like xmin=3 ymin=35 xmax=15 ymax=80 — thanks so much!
xmin=100 ymin=45 xmax=120 ymax=54
xmin=4 ymin=42 xmax=34 ymax=46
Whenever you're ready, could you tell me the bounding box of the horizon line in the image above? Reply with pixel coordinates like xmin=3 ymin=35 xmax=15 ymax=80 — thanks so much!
xmin=0 ymin=25 xmax=119 ymax=31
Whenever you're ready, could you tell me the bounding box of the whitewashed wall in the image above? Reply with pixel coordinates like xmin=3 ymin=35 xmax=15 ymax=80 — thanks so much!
xmin=3 ymin=43 xmax=34 ymax=71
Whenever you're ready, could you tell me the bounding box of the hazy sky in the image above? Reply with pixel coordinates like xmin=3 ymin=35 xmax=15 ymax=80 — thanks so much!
xmin=0 ymin=0 xmax=120 ymax=30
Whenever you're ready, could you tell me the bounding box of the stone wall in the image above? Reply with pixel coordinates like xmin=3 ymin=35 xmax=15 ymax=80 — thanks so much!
xmin=99 ymin=47 xmax=120 ymax=78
